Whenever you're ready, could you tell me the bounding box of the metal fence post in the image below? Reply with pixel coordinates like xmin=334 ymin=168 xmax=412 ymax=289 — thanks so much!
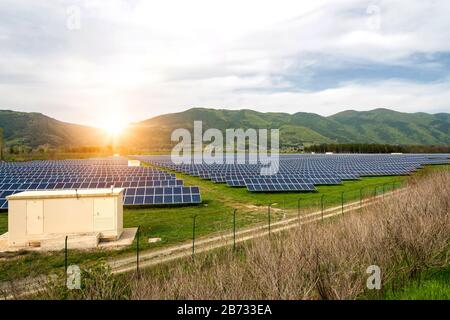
xmin=297 ymin=197 xmax=301 ymax=221
xmin=192 ymin=215 xmax=197 ymax=259
xmin=341 ymin=192 xmax=344 ymax=215
xmin=233 ymin=209 xmax=236 ymax=251
xmin=136 ymin=225 xmax=140 ymax=276
xmin=64 ymin=235 xmax=68 ymax=284
xmin=268 ymin=204 xmax=272 ymax=236
xmin=321 ymin=195 xmax=324 ymax=222
xmin=359 ymin=187 xmax=363 ymax=208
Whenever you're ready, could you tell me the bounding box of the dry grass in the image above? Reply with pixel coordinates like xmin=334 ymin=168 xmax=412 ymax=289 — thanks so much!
xmin=31 ymin=170 xmax=450 ymax=300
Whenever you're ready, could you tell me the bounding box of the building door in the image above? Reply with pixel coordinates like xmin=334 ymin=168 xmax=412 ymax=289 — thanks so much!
xmin=93 ymin=198 xmax=114 ymax=231
xmin=27 ymin=200 xmax=44 ymax=235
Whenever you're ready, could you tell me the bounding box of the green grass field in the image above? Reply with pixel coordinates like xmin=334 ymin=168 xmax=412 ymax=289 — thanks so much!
xmin=384 ymin=265 xmax=450 ymax=300
xmin=0 ymin=164 xmax=448 ymax=282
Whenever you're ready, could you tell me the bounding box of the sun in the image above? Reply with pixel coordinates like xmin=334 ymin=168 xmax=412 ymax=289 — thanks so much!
xmin=101 ymin=117 xmax=127 ymax=136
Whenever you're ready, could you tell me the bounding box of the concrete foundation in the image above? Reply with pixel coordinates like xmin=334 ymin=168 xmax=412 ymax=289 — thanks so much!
xmin=0 ymin=227 xmax=137 ymax=252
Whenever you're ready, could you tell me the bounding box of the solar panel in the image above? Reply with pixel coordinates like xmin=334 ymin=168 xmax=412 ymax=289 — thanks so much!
xmin=123 ymin=186 xmax=201 ymax=205
xmin=0 ymin=159 xmax=202 ymax=209
xmin=134 ymin=153 xmax=450 ymax=193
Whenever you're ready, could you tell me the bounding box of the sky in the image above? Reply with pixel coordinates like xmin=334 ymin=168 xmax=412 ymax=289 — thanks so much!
xmin=0 ymin=0 xmax=450 ymax=127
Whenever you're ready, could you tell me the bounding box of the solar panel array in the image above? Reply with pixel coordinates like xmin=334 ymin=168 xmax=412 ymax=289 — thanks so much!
xmin=0 ymin=158 xmax=202 ymax=209
xmin=135 ymin=154 xmax=450 ymax=193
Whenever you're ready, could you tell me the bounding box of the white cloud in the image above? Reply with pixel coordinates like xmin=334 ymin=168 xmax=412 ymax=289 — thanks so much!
xmin=0 ymin=0 xmax=449 ymax=126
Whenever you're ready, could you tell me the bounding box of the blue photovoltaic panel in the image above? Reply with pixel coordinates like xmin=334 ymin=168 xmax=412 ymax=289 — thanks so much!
xmin=0 ymin=158 xmax=202 ymax=209
xmin=134 ymin=153 xmax=450 ymax=193
xmin=123 ymin=186 xmax=201 ymax=205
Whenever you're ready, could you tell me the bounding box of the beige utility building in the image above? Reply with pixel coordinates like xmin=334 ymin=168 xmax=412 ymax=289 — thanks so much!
xmin=128 ymin=159 xmax=141 ymax=167
xmin=2 ymin=188 xmax=124 ymax=250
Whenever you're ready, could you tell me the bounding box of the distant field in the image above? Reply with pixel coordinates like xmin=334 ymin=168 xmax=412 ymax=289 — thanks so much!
xmin=0 ymin=164 xmax=448 ymax=282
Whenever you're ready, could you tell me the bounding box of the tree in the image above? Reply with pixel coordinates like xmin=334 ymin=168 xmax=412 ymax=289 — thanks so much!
xmin=0 ymin=127 xmax=3 ymax=160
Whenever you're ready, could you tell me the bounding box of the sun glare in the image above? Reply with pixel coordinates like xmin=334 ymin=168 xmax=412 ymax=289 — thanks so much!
xmin=101 ymin=118 xmax=127 ymax=136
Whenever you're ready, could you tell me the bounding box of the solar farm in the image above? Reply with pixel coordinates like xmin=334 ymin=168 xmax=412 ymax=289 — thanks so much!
xmin=135 ymin=154 xmax=450 ymax=192
xmin=0 ymin=152 xmax=449 ymax=289
xmin=0 ymin=158 xmax=202 ymax=210
xmin=0 ymin=154 xmax=448 ymax=212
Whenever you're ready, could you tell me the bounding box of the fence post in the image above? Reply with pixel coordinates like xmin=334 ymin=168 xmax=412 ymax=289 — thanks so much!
xmin=359 ymin=188 xmax=363 ymax=208
xmin=192 ymin=215 xmax=197 ymax=259
xmin=341 ymin=192 xmax=344 ymax=215
xmin=321 ymin=195 xmax=324 ymax=222
xmin=268 ymin=204 xmax=272 ymax=236
xmin=136 ymin=225 xmax=140 ymax=277
xmin=64 ymin=235 xmax=68 ymax=285
xmin=233 ymin=209 xmax=237 ymax=251
xmin=297 ymin=197 xmax=301 ymax=221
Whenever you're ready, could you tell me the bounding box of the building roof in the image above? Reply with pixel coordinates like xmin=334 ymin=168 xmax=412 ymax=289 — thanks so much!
xmin=6 ymin=188 xmax=124 ymax=200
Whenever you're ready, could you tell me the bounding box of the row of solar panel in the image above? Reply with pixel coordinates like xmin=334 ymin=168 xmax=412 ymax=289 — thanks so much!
xmin=0 ymin=186 xmax=202 ymax=209
xmin=176 ymin=165 xmax=414 ymax=170
xmin=158 ymin=163 xmax=422 ymax=168
xmin=0 ymin=180 xmax=184 ymax=193
xmin=148 ymin=164 xmax=417 ymax=170
xmin=159 ymin=162 xmax=421 ymax=167
xmin=223 ymin=180 xmax=339 ymax=189
xmin=0 ymin=166 xmax=161 ymax=170
xmin=0 ymin=156 xmax=207 ymax=209
xmin=123 ymin=186 xmax=200 ymax=196
xmin=246 ymin=183 xmax=316 ymax=192
xmin=0 ymin=167 xmax=170 ymax=170
xmin=0 ymin=186 xmax=200 ymax=198
xmin=0 ymin=176 xmax=176 ymax=184
xmin=0 ymin=170 xmax=174 ymax=174
xmin=126 ymin=155 xmax=447 ymax=195
xmin=124 ymin=194 xmax=201 ymax=205
xmin=0 ymin=172 xmax=174 ymax=177
xmin=189 ymin=169 xmax=409 ymax=176
xmin=208 ymin=173 xmax=352 ymax=178
xmin=244 ymin=177 xmax=312 ymax=184
xmin=168 ymin=167 xmax=412 ymax=173
xmin=206 ymin=173 xmax=353 ymax=187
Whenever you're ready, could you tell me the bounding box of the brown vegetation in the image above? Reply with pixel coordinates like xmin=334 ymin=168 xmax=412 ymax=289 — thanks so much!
xmin=35 ymin=170 xmax=450 ymax=300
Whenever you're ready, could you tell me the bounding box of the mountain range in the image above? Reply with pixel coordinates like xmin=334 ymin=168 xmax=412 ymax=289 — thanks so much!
xmin=1 ymin=108 xmax=449 ymax=149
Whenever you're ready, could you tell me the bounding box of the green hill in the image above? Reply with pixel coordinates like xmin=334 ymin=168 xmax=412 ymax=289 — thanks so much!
xmin=0 ymin=108 xmax=449 ymax=150
xmin=0 ymin=110 xmax=109 ymax=148
xmin=329 ymin=108 xmax=450 ymax=145
xmin=119 ymin=107 xmax=449 ymax=149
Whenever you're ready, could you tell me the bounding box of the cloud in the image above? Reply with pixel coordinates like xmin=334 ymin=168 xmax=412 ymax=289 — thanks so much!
xmin=0 ymin=0 xmax=449 ymax=126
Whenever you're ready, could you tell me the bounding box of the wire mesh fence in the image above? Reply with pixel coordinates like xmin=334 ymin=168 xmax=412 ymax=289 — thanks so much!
xmin=182 ymin=179 xmax=407 ymax=264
